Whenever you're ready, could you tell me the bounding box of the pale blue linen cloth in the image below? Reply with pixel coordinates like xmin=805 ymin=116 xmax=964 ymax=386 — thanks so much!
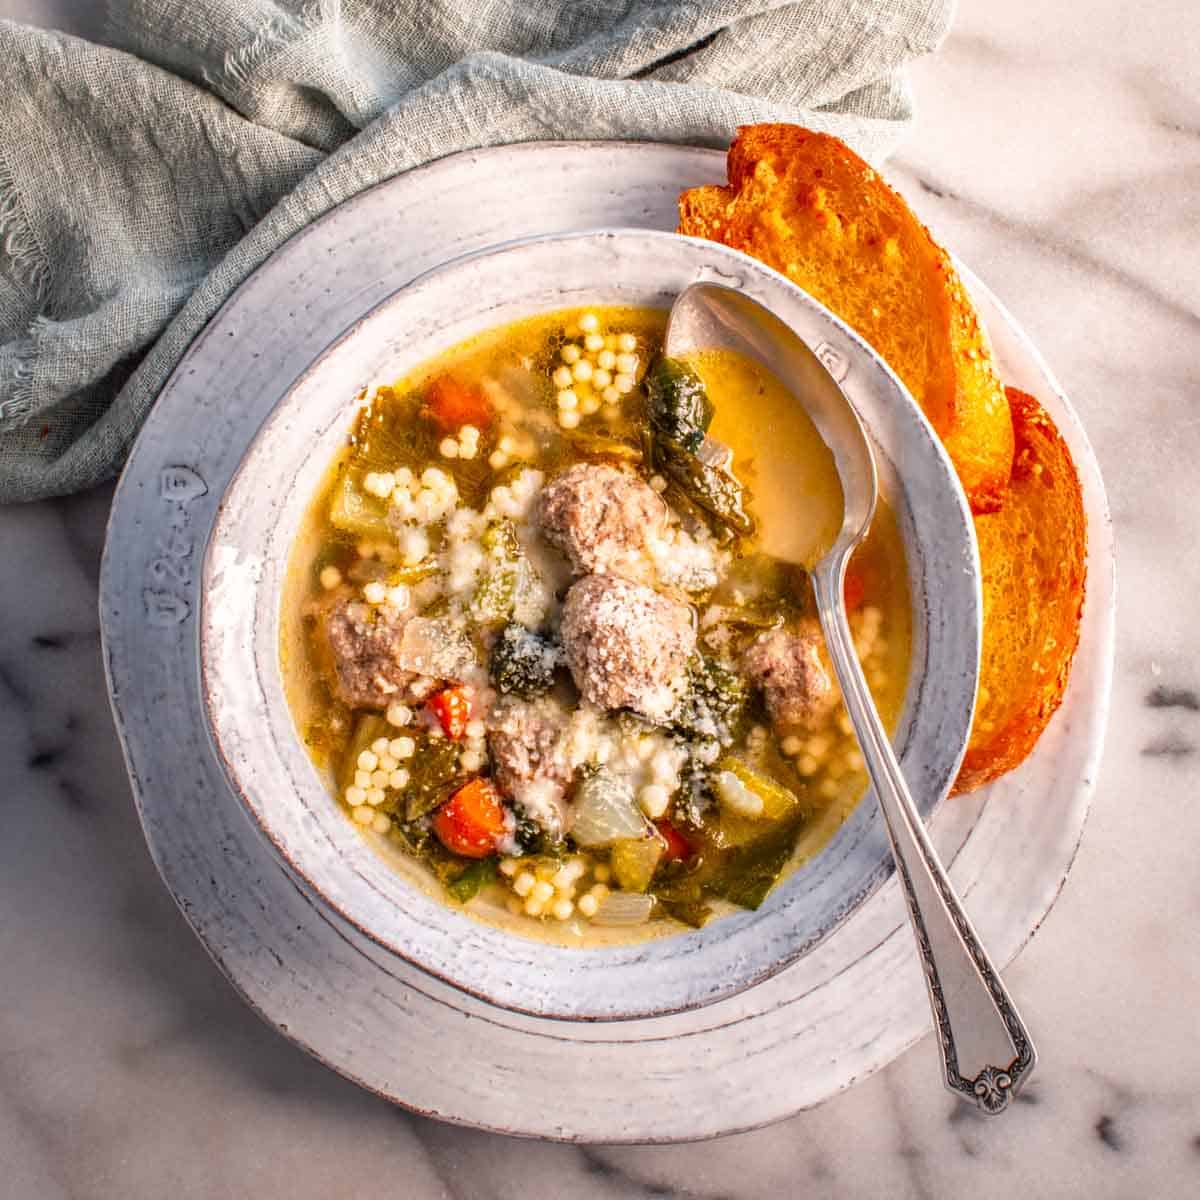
xmin=0 ymin=0 xmax=952 ymax=500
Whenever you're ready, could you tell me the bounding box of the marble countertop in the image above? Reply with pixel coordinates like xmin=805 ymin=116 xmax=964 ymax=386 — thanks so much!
xmin=2 ymin=1 xmax=1198 ymax=1196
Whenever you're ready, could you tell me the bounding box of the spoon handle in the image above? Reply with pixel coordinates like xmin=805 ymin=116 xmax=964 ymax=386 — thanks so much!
xmin=813 ymin=564 xmax=1037 ymax=1114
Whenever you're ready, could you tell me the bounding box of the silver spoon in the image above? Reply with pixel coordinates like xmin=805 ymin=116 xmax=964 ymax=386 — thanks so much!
xmin=665 ymin=282 xmax=1036 ymax=1115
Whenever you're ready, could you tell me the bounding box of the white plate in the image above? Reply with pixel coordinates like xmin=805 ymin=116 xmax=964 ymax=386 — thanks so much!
xmin=100 ymin=141 xmax=1114 ymax=1142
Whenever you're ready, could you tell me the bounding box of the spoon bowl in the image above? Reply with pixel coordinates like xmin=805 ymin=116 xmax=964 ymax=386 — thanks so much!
xmin=666 ymin=281 xmax=1037 ymax=1114
xmin=666 ymin=283 xmax=876 ymax=569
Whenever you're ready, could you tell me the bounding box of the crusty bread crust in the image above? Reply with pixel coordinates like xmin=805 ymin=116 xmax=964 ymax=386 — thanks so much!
xmin=679 ymin=128 xmax=1086 ymax=791
xmin=678 ymin=124 xmax=1015 ymax=513
xmin=952 ymin=388 xmax=1087 ymax=793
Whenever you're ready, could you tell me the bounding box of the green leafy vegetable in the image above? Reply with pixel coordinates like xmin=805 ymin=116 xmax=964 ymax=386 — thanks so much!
xmin=653 ymin=812 xmax=805 ymax=920
xmin=346 ymin=557 xmax=439 ymax=587
xmin=512 ymin=813 xmax=564 ymax=858
xmin=350 ymin=386 xmax=437 ymax=474
xmin=489 ymin=623 xmax=561 ymax=699
xmin=657 ymin=894 xmax=713 ymax=929
xmin=653 ymin=436 xmax=754 ymax=538
xmin=672 ymin=753 xmax=717 ymax=831
xmin=709 ymin=820 xmax=801 ymax=909
xmin=391 ymin=561 xmax=441 ymax=585
xmin=312 ymin=542 xmax=349 ymax=580
xmin=650 ymin=857 xmax=713 ymax=927
xmin=446 ymin=857 xmax=498 ymax=903
xmin=641 ymin=355 xmax=752 ymax=537
xmin=707 ymin=602 xmax=787 ymax=632
xmin=563 ymin=430 xmax=643 ymax=463
xmin=671 ymin=655 xmax=748 ymax=746
xmin=403 ymin=737 xmax=465 ymax=821
xmin=645 ymin=357 xmax=714 ymax=452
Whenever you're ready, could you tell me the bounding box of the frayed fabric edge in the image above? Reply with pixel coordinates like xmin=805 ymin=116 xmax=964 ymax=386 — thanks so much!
xmin=0 ymin=150 xmax=49 ymax=299
xmin=0 ymin=335 xmax=39 ymax=427
xmin=0 ymin=148 xmax=48 ymax=428
xmin=200 ymin=0 xmax=339 ymax=94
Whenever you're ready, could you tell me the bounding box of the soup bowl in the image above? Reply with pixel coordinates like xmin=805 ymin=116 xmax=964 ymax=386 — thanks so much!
xmin=200 ymin=229 xmax=980 ymax=1021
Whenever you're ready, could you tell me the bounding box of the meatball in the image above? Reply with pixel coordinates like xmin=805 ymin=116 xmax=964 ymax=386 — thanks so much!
xmin=321 ymin=598 xmax=420 ymax=709
xmin=537 ymin=462 xmax=665 ymax=582
xmin=487 ymin=698 xmax=571 ymax=834
xmin=560 ymin=574 xmax=695 ymax=722
xmin=488 ymin=698 xmax=571 ymax=795
xmin=742 ymin=626 xmax=836 ymax=730
xmin=319 ymin=597 xmax=471 ymax=709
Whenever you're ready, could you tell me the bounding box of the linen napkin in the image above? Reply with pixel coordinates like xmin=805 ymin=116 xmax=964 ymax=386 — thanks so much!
xmin=0 ymin=0 xmax=952 ymax=502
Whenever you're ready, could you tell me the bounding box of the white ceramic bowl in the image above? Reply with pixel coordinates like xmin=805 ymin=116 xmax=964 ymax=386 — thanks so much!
xmin=200 ymin=229 xmax=980 ymax=1021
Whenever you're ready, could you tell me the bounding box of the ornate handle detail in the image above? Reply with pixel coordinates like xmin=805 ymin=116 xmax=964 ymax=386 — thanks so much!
xmin=813 ymin=563 xmax=1037 ymax=1113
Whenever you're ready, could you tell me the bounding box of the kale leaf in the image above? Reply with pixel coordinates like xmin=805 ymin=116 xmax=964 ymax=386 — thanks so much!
xmin=489 ymin=623 xmax=562 ymax=699
xmin=644 ymin=357 xmax=714 ymax=452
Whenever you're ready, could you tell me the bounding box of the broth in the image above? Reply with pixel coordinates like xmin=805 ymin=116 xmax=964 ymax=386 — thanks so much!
xmin=281 ymin=306 xmax=910 ymax=941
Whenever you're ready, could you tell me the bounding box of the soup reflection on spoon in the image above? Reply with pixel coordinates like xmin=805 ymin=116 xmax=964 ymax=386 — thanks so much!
xmin=685 ymin=347 xmax=844 ymax=570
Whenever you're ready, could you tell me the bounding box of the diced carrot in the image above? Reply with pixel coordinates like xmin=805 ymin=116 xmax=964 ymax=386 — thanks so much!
xmin=424 ymin=375 xmax=493 ymax=433
xmin=427 ymin=685 xmax=472 ymax=740
xmin=654 ymin=819 xmax=693 ymax=863
xmin=433 ymin=779 xmax=508 ymax=859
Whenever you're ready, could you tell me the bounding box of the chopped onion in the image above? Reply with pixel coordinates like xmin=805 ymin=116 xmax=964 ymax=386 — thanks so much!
xmin=568 ymin=769 xmax=651 ymax=847
xmin=591 ymin=891 xmax=655 ymax=927
xmin=397 ymin=616 xmax=474 ymax=678
xmin=496 ymin=364 xmax=544 ymax=410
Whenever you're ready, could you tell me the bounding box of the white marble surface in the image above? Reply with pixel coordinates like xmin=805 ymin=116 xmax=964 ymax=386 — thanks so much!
xmin=1 ymin=0 xmax=1198 ymax=1196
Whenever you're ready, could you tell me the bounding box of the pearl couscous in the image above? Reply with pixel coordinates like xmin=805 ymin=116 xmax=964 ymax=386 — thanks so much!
xmin=284 ymin=307 xmax=911 ymax=938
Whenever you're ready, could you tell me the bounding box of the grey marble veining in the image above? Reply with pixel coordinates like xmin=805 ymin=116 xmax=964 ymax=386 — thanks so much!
xmin=2 ymin=0 xmax=1199 ymax=1196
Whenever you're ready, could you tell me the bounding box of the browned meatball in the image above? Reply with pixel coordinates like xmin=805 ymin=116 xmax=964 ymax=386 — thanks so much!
xmin=487 ymin=698 xmax=571 ymax=834
xmin=742 ymin=626 xmax=836 ymax=730
xmin=537 ymin=462 xmax=665 ymax=582
xmin=319 ymin=594 xmax=474 ymax=709
xmin=321 ymin=598 xmax=419 ymax=709
xmin=560 ymin=574 xmax=695 ymax=722
xmin=487 ymin=699 xmax=571 ymax=797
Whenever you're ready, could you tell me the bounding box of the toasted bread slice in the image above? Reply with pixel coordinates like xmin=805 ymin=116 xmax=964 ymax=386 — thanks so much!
xmin=679 ymin=125 xmax=1014 ymax=513
xmin=952 ymin=388 xmax=1087 ymax=793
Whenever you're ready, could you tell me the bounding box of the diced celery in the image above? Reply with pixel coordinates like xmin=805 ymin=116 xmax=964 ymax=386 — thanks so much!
xmin=339 ymin=713 xmax=391 ymax=793
xmin=713 ymin=755 xmax=800 ymax=848
xmin=480 ymin=519 xmax=520 ymax=557
xmin=470 ymin=564 xmax=518 ymax=623
xmin=329 ymin=471 xmax=392 ymax=540
xmin=717 ymin=756 xmax=798 ymax=820
xmin=610 ymin=834 xmax=665 ymax=893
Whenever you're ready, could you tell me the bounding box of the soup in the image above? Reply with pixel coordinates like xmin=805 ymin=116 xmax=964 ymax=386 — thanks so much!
xmin=282 ymin=306 xmax=910 ymax=936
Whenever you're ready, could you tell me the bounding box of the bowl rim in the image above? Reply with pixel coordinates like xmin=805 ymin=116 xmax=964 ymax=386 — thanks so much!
xmin=197 ymin=227 xmax=981 ymax=1021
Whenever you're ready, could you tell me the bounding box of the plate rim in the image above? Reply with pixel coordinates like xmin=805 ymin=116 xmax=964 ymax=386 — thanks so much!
xmin=98 ymin=138 xmax=1114 ymax=1141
